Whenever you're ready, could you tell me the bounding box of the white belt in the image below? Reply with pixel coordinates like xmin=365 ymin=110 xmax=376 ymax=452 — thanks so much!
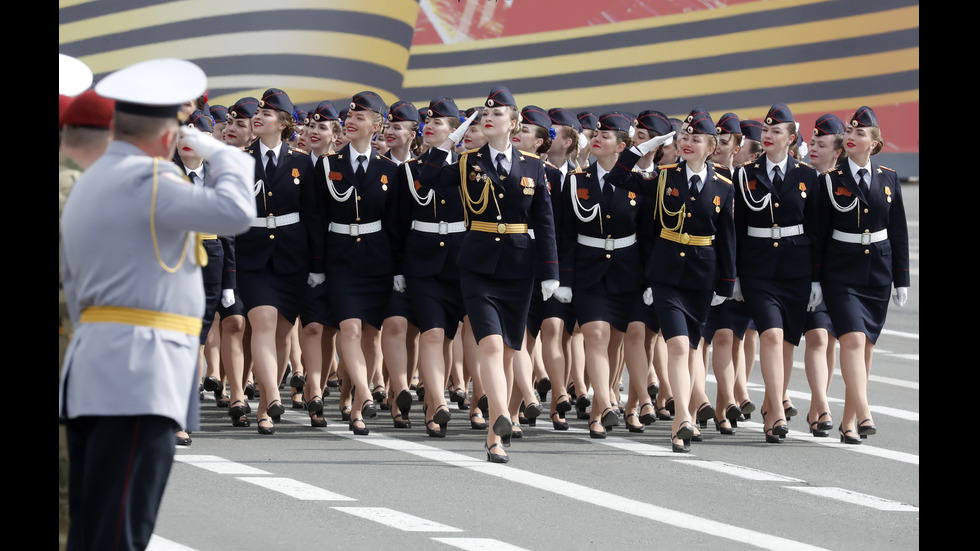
xmin=746 ymin=224 xmax=804 ymax=239
xmin=832 ymin=229 xmax=888 ymax=245
xmin=251 ymin=212 xmax=300 ymax=229
xmin=577 ymin=233 xmax=637 ymax=251
xmin=411 ymin=220 xmax=466 ymax=235
xmin=329 ymin=220 xmax=382 ymax=236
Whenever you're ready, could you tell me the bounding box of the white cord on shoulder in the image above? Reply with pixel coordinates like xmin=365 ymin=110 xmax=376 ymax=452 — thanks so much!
xmin=569 ymin=173 xmax=600 ymax=223
xmin=824 ymin=172 xmax=857 ymax=212
xmin=737 ymin=165 xmax=771 ymax=212
xmin=404 ymin=161 xmax=433 ymax=206
xmin=322 ymin=155 xmax=355 ymax=202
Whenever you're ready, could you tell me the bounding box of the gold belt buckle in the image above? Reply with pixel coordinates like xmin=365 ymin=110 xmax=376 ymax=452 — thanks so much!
xmin=680 ymin=233 xmax=691 ymax=245
xmin=497 ymin=223 xmax=507 ymax=234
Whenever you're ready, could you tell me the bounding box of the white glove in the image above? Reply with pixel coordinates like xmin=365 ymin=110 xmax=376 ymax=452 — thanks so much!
xmin=711 ymin=293 xmax=726 ymax=306
xmin=220 ymin=289 xmax=235 ymax=308
xmin=578 ymin=133 xmax=589 ymax=151
xmin=179 ymin=125 xmax=223 ymax=159
xmin=892 ymin=286 xmax=908 ymax=307
xmin=553 ymin=286 xmax=573 ymax=304
xmin=393 ymin=274 xmax=406 ymax=293
xmin=807 ymin=282 xmax=823 ymax=312
xmin=634 ymin=131 xmax=676 ymax=156
xmin=732 ymin=278 xmax=744 ymax=302
xmin=307 ymin=272 xmax=325 ymax=288
xmin=448 ymin=110 xmax=480 ymax=146
xmin=541 ymin=279 xmax=559 ymax=301
xmin=643 ymin=287 xmax=653 ymax=306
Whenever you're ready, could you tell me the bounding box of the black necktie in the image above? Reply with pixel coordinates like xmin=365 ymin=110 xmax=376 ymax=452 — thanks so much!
xmin=496 ymin=153 xmax=508 ymax=179
xmin=602 ymin=175 xmax=614 ymax=204
xmin=356 ymin=154 xmax=367 ymax=184
xmin=857 ymin=168 xmax=869 ymax=192
xmin=265 ymin=151 xmax=276 ymax=176
xmin=689 ymin=175 xmax=701 ymax=200
xmin=189 ymin=171 xmax=199 ymax=185
xmin=771 ymin=165 xmax=782 ymax=190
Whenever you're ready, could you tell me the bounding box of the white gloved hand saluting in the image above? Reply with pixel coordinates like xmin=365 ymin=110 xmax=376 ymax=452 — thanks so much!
xmin=711 ymin=293 xmax=727 ymax=306
xmin=892 ymin=286 xmax=908 ymax=307
xmin=393 ymin=275 xmax=406 ymax=293
xmin=643 ymin=287 xmax=653 ymax=306
xmin=307 ymin=273 xmax=325 ymax=288
xmin=541 ymin=279 xmax=559 ymax=302
xmin=220 ymin=289 xmax=235 ymax=308
xmin=633 ymin=131 xmax=675 ymax=156
xmin=807 ymin=282 xmax=823 ymax=311
xmin=553 ymin=286 xmax=573 ymax=304
xmin=447 ymin=110 xmax=480 ymax=147
xmin=179 ymin=125 xmax=225 ymax=160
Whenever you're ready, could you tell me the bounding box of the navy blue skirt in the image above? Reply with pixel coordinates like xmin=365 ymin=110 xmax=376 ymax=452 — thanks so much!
xmin=385 ymin=288 xmax=417 ymax=326
xmin=574 ymin=279 xmax=638 ymax=333
xmin=630 ymin=299 xmax=660 ymax=333
xmin=703 ymin=298 xmax=753 ymax=344
xmin=651 ymin=283 xmax=711 ymax=346
xmin=216 ymin=289 xmax=245 ymax=318
xmin=740 ymin=275 xmax=810 ymax=346
xmin=238 ymin=267 xmax=306 ymax=323
xmin=540 ymin=294 xmax=576 ymax=336
xmin=326 ymin=270 xmax=390 ymax=330
xmin=460 ymin=269 xmax=532 ymax=350
xmin=822 ymin=280 xmax=889 ymax=344
xmin=406 ymin=276 xmax=462 ymax=339
xmin=803 ymin=300 xmax=835 ymax=337
xmin=300 ymin=279 xmax=338 ymax=329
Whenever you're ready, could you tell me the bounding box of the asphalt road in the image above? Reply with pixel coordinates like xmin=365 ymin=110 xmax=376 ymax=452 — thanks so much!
xmin=148 ymin=185 xmax=919 ymax=551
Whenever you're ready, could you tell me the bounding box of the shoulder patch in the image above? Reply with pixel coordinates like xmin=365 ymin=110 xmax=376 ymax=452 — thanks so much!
xmin=517 ymin=149 xmax=540 ymax=159
xmin=796 ymin=160 xmax=814 ymax=169
xmin=544 ymin=160 xmax=558 ymax=169
xmin=736 ymin=160 xmax=754 ymax=169
xmin=879 ymin=165 xmax=896 ymax=172
xmin=289 ymin=146 xmax=308 ymax=155
xmin=461 ymin=148 xmax=481 ymax=155
xmin=374 ymin=154 xmax=397 ymax=165
xmin=715 ymin=173 xmax=732 ymax=185
xmin=658 ymin=163 xmax=679 ymax=170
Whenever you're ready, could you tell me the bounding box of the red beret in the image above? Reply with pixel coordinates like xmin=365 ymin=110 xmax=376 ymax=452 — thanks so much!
xmin=59 ymin=95 xmax=74 ymax=129
xmin=60 ymin=89 xmax=115 ymax=129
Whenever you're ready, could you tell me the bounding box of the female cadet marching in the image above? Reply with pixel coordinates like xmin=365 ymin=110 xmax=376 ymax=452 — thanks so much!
xmin=235 ymin=88 xmax=324 ymax=435
xmin=815 ymin=106 xmax=909 ymax=444
xmin=607 ymin=111 xmax=735 ymax=453
xmin=311 ymin=91 xmax=403 ymax=436
xmin=733 ymin=103 xmax=821 ymax=443
xmin=420 ymin=85 xmax=559 ymax=463
xmin=397 ymin=97 xmax=468 ymax=436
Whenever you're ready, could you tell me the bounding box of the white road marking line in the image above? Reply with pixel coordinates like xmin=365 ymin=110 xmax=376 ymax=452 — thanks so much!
xmin=870 ymin=404 xmax=918 ymax=421
xmin=785 ymin=487 xmax=918 ymax=511
xmin=237 ymin=477 xmax=356 ymax=501
xmin=146 ymin=535 xmax=199 ymax=550
xmin=868 ymin=374 xmax=919 ymax=389
xmin=885 ymin=353 xmax=919 ymax=361
xmin=432 ymin=537 xmax=531 ymax=550
xmin=881 ymin=328 xmax=918 ymax=340
xmin=174 ymin=454 xmax=270 ymax=475
xmin=673 ymin=460 xmax=806 ymax=482
xmin=728 ymin=421 xmax=918 ymax=465
xmin=332 ymin=507 xmax=463 ymax=532
xmin=587 ymin=433 xmax=676 ymax=456
xmin=326 ymin=429 xmax=830 ymax=551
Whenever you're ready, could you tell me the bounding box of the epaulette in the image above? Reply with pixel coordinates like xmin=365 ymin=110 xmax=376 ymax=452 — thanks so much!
xmin=715 ymin=173 xmax=732 ymax=185
xmin=795 ymin=160 xmax=814 ymax=169
xmin=373 ymin=154 xmax=397 ymax=164
xmin=544 ymin=160 xmax=558 ymax=170
xmin=518 ymin=150 xmax=540 ymax=159
xmin=460 ymin=148 xmax=480 ymax=156
xmin=736 ymin=159 xmax=754 ymax=169
xmin=879 ymin=165 xmax=896 ymax=173
xmin=658 ymin=163 xmax=679 ymax=171
xmin=289 ymin=146 xmax=309 ymax=155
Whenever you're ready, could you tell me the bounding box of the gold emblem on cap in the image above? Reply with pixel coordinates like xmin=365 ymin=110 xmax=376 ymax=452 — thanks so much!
xmin=387 ymin=113 xmax=393 ymax=121
xmin=350 ymin=102 xmax=356 ymax=110
xmin=851 ymin=120 xmax=859 ymax=127
xmin=259 ymin=100 xmax=266 ymax=107
xmin=813 ymin=128 xmax=819 ymax=136
xmin=487 ymin=99 xmax=495 ymax=107
xmin=428 ymin=109 xmax=434 ymax=117
xmin=765 ymin=117 xmax=773 ymax=124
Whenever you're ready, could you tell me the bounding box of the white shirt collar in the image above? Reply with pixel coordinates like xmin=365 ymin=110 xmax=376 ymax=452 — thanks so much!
xmin=350 ymin=143 xmax=371 ymax=170
xmin=184 ymin=163 xmax=205 ymax=184
xmin=595 ymin=163 xmax=611 ymax=187
xmin=259 ymin=141 xmax=279 ymax=162
xmin=685 ymin=164 xmax=708 ymax=189
xmin=766 ymin=155 xmax=788 ymax=179
xmin=487 ymin=143 xmax=512 ymax=163
xmin=847 ymin=157 xmax=872 ymax=182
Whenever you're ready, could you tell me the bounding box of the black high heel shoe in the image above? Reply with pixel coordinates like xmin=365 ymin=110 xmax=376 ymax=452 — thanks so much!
xmin=470 ymin=412 xmax=489 ymax=430
xmin=228 ymin=399 xmax=248 ymax=418
xmin=477 ymin=395 xmax=489 ymax=418
xmin=739 ymin=399 xmax=755 ymax=419
xmin=267 ymin=400 xmax=285 ymax=419
xmin=389 ymin=401 xmax=411 ymax=429
xmin=257 ymin=417 xmax=275 ymax=435
xmin=695 ymin=402 xmax=715 ymax=429
xmin=725 ymin=404 xmax=742 ymax=428
xmin=372 ymin=385 xmax=388 ymax=404
xmin=600 ymin=406 xmax=620 ymax=428
xmin=664 ymin=397 xmax=675 ymax=416
xmin=857 ymin=418 xmax=877 ymax=438
xmin=426 ymin=419 xmax=445 ymax=438
xmin=807 ymin=413 xmax=831 ymax=437
xmin=432 ymin=405 xmax=451 ymax=432
xmin=485 ymin=443 xmax=509 ymax=463
xmin=523 ymin=402 xmax=543 ymax=422
xmin=713 ymin=417 xmax=735 ymax=435
xmin=764 ymin=426 xmax=782 ymax=443
xmin=349 ymin=417 xmax=369 ymax=436
xmin=309 ymin=410 xmax=327 ymax=428
xmin=672 ymin=421 xmax=694 ymax=453
xmin=492 ymin=415 xmax=513 ymax=447
xmin=647 ymin=383 xmax=659 ymax=402
xmin=575 ymin=394 xmax=591 ymax=420
xmin=550 ymin=411 xmax=568 ymax=431
xmin=306 ymin=396 xmax=324 ymax=415
xmin=535 ymin=377 xmax=551 ymax=403
xmin=291 ymin=391 xmax=305 ymax=410
xmin=783 ymin=399 xmax=798 ymax=420
xmin=626 ymin=413 xmax=645 ymax=433
xmin=340 ymin=405 xmax=352 ymax=422
xmin=244 ymin=382 xmax=255 ymax=400
xmin=361 ymin=399 xmax=378 ymax=420
xmin=588 ymin=420 xmax=606 ymax=439
xmin=639 ymin=402 xmax=657 ymax=425
xmin=555 ymin=395 xmax=572 ymax=415
xmin=656 ymin=406 xmax=673 ymax=421
xmin=839 ymin=424 xmax=861 ymax=445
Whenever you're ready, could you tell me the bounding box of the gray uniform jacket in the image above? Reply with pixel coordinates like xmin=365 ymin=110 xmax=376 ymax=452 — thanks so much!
xmin=59 ymin=140 xmax=256 ymax=430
